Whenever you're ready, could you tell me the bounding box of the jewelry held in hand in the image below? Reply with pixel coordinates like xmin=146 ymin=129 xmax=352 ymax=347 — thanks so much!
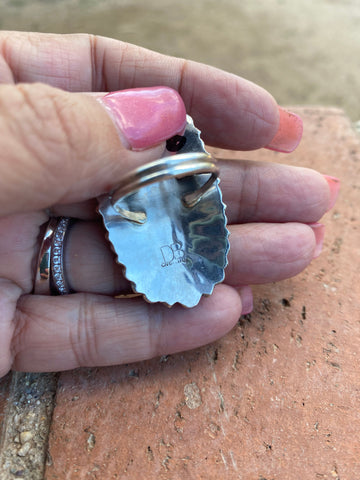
xmin=98 ymin=116 xmax=229 ymax=307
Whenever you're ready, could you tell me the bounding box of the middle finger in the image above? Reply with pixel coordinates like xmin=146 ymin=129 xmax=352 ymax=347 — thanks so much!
xmin=219 ymin=159 xmax=331 ymax=224
xmin=52 ymin=160 xmax=332 ymax=223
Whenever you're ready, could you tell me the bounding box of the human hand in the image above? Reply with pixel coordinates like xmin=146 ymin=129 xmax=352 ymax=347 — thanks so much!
xmin=0 ymin=32 xmax=339 ymax=377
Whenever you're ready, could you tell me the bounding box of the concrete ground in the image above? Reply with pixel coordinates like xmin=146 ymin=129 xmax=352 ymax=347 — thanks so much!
xmin=0 ymin=2 xmax=360 ymax=479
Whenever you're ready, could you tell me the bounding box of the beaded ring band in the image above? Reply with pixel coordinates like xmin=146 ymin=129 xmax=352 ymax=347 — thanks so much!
xmin=33 ymin=217 xmax=74 ymax=295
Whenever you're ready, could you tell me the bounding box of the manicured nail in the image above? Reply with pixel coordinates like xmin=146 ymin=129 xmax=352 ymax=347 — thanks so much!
xmin=265 ymin=107 xmax=303 ymax=153
xmin=308 ymin=222 xmax=325 ymax=259
xmin=323 ymin=175 xmax=340 ymax=211
xmin=98 ymin=86 xmax=186 ymax=150
xmin=238 ymin=285 xmax=253 ymax=315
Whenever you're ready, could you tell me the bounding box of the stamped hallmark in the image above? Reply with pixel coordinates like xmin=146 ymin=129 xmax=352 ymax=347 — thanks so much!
xmin=161 ymin=242 xmax=187 ymax=267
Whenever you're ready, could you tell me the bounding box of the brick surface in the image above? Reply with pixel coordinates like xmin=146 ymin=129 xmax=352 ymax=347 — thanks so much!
xmin=45 ymin=108 xmax=360 ymax=479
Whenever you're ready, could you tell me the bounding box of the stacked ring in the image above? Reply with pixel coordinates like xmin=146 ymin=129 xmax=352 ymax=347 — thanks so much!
xmin=33 ymin=217 xmax=74 ymax=295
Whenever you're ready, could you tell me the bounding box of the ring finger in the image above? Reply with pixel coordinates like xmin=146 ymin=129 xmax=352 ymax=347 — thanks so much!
xmin=65 ymin=220 xmax=320 ymax=294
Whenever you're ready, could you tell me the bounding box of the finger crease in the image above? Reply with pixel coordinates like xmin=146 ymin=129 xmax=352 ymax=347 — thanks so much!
xmin=89 ymin=34 xmax=107 ymax=92
xmin=73 ymin=294 xmax=99 ymax=367
xmin=177 ymin=59 xmax=194 ymax=114
xmin=147 ymin=304 xmax=166 ymax=359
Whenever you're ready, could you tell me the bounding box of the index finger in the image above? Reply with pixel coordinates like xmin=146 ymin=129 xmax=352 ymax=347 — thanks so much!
xmin=0 ymin=31 xmax=301 ymax=151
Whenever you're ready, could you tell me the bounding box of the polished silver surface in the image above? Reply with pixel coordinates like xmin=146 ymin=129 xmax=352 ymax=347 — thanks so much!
xmin=98 ymin=116 xmax=229 ymax=307
xmin=33 ymin=218 xmax=58 ymax=295
xmin=99 ymin=159 xmax=228 ymax=307
xmin=166 ymin=115 xmax=208 ymax=154
xmin=111 ymin=152 xmax=219 ymax=217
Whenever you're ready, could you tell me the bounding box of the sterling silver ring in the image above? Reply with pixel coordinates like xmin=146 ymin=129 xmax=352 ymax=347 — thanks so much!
xmin=110 ymin=152 xmax=219 ymax=210
xmin=33 ymin=217 xmax=74 ymax=295
xmin=98 ymin=152 xmax=229 ymax=307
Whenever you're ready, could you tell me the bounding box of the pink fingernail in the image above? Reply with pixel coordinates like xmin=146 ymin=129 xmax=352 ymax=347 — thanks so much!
xmin=239 ymin=285 xmax=253 ymax=315
xmin=323 ymin=175 xmax=340 ymax=211
xmin=265 ymin=107 xmax=303 ymax=153
xmin=308 ymin=222 xmax=325 ymax=259
xmin=98 ymin=86 xmax=186 ymax=150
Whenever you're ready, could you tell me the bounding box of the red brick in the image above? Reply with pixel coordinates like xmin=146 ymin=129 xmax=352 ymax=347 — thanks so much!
xmin=45 ymin=108 xmax=360 ymax=479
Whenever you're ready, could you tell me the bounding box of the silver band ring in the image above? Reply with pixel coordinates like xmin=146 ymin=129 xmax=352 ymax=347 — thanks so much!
xmin=50 ymin=217 xmax=73 ymax=295
xmin=33 ymin=217 xmax=73 ymax=295
xmin=110 ymin=152 xmax=219 ymax=210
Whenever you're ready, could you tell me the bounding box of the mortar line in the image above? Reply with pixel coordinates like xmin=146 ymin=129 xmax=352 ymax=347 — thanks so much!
xmin=0 ymin=372 xmax=58 ymax=480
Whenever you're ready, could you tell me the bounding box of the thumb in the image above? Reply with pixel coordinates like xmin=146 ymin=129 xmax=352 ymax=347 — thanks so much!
xmin=0 ymin=84 xmax=186 ymax=216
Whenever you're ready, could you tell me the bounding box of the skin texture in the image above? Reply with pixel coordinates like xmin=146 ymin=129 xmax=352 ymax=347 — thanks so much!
xmin=0 ymin=32 xmax=337 ymax=378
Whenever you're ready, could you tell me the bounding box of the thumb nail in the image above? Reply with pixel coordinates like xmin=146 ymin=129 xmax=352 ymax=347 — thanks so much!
xmin=98 ymin=86 xmax=186 ymax=151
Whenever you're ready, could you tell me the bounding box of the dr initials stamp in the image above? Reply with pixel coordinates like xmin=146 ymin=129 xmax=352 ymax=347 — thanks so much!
xmin=161 ymin=242 xmax=187 ymax=267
